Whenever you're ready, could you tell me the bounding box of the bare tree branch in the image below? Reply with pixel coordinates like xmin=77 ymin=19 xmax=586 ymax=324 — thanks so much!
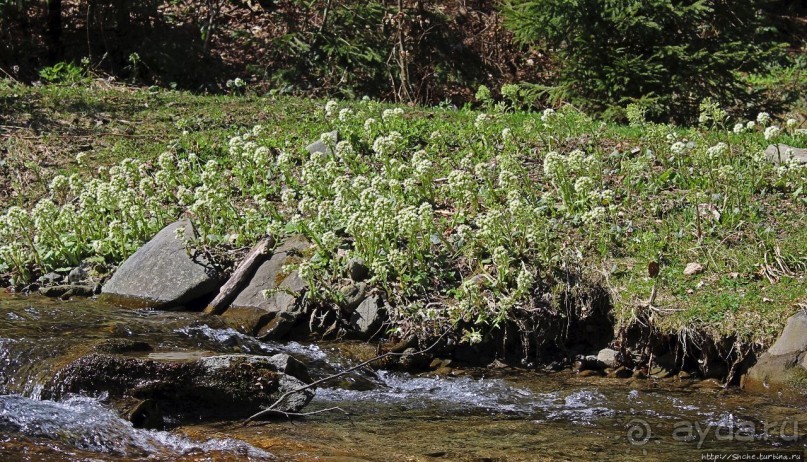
xmin=243 ymin=331 xmax=449 ymax=425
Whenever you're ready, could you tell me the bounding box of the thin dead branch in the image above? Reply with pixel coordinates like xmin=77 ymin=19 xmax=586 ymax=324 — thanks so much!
xmin=243 ymin=331 xmax=448 ymax=425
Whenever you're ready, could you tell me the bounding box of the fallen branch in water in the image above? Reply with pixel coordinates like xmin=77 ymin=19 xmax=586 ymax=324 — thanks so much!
xmin=249 ymin=406 xmax=352 ymax=421
xmin=243 ymin=332 xmax=448 ymax=425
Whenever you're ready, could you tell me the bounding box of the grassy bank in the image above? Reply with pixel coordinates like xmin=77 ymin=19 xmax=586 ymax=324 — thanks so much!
xmin=1 ymin=81 xmax=805 ymax=354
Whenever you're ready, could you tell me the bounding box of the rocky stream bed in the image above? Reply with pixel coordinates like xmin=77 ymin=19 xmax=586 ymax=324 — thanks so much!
xmin=2 ymin=294 xmax=807 ymax=461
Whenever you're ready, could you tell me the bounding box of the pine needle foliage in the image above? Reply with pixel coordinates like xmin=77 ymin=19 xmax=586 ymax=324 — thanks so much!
xmin=502 ymin=0 xmax=785 ymax=123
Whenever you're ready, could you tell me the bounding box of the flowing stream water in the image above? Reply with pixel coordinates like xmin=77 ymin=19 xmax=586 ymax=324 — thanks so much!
xmin=1 ymin=293 xmax=806 ymax=461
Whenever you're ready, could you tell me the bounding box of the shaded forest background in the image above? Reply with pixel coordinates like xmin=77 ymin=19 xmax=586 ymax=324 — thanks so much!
xmin=1 ymin=0 xmax=806 ymax=117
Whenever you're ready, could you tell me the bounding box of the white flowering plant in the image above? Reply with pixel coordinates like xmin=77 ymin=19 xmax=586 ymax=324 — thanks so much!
xmin=1 ymin=91 xmax=805 ymax=349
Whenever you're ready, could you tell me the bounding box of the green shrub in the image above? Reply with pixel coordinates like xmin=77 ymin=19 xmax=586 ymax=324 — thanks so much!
xmin=38 ymin=61 xmax=88 ymax=84
xmin=502 ymin=0 xmax=786 ymax=123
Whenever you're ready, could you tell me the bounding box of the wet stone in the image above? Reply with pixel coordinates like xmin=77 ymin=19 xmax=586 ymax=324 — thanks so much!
xmin=39 ymin=284 xmax=95 ymax=298
xmin=632 ymin=370 xmax=648 ymax=380
xmin=694 ymin=378 xmax=724 ymax=390
xmin=45 ymin=353 xmax=315 ymax=419
xmin=434 ymin=367 xmax=453 ymax=376
xmin=744 ymin=311 xmax=807 ymax=393
xmin=609 ymin=367 xmax=632 ymax=379
xmin=93 ymin=339 xmax=153 ymax=355
xmin=650 ymin=366 xmax=674 ymax=379
xmin=257 ymin=311 xmax=300 ymax=341
xmin=340 ymin=282 xmax=368 ymax=312
xmin=397 ymin=347 xmax=430 ymax=371
xmin=578 ymin=370 xmax=602 ymax=378
xmin=768 ymin=311 xmax=807 ymax=356
xmin=128 ymin=399 xmax=163 ymax=429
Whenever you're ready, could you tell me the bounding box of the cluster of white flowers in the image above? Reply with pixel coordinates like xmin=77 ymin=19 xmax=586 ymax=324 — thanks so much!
xmin=574 ymin=176 xmax=595 ymax=194
xmin=324 ymin=100 xmax=339 ymax=118
xmin=446 ymin=169 xmax=476 ymax=205
xmin=764 ymin=125 xmax=781 ymax=141
xmin=491 ymin=245 xmax=510 ymax=269
xmin=515 ymin=263 xmax=534 ymax=296
xmin=474 ymin=113 xmax=492 ymax=129
xmin=705 ymin=142 xmax=729 ymax=160
xmin=507 ymin=191 xmax=524 ymax=216
xmin=338 ymin=108 xmax=353 ymax=122
xmin=363 ymin=117 xmax=377 ymax=134
xmin=581 ymin=206 xmax=606 ymax=224
xmin=543 ymin=151 xmax=564 ymax=179
xmin=372 ymin=131 xmax=404 ymax=157
xmin=670 ymin=142 xmax=688 ymax=156
xmin=49 ymin=175 xmax=70 ymax=195
xmin=410 ymin=150 xmax=432 ymax=178
xmin=320 ymin=131 xmax=338 ymax=147
xmin=381 ymin=107 xmax=404 ymax=122
xmin=5 ymin=95 xmax=803 ymax=348
xmin=715 ymin=164 xmax=735 ymax=181
xmin=756 ymin=112 xmax=771 ymax=126
xmin=476 ymin=209 xmax=505 ymax=243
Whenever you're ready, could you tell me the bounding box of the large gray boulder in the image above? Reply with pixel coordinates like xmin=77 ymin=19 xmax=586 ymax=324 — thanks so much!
xmin=222 ymin=235 xmax=311 ymax=338
xmin=743 ymin=311 xmax=807 ymax=393
xmin=100 ymin=220 xmax=220 ymax=309
xmin=765 ymin=144 xmax=807 ymax=164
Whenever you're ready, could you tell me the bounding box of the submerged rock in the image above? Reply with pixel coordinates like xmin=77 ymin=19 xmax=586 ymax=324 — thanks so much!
xmin=100 ymin=220 xmax=220 ymax=309
xmin=744 ymin=311 xmax=807 ymax=393
xmin=93 ymin=339 xmax=153 ymax=355
xmin=45 ymin=352 xmax=315 ymax=425
xmin=40 ymin=284 xmax=95 ymax=298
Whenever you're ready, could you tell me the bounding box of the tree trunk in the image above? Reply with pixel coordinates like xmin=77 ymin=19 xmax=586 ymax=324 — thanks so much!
xmin=46 ymin=0 xmax=63 ymax=63
xmin=116 ymin=0 xmax=130 ymax=38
